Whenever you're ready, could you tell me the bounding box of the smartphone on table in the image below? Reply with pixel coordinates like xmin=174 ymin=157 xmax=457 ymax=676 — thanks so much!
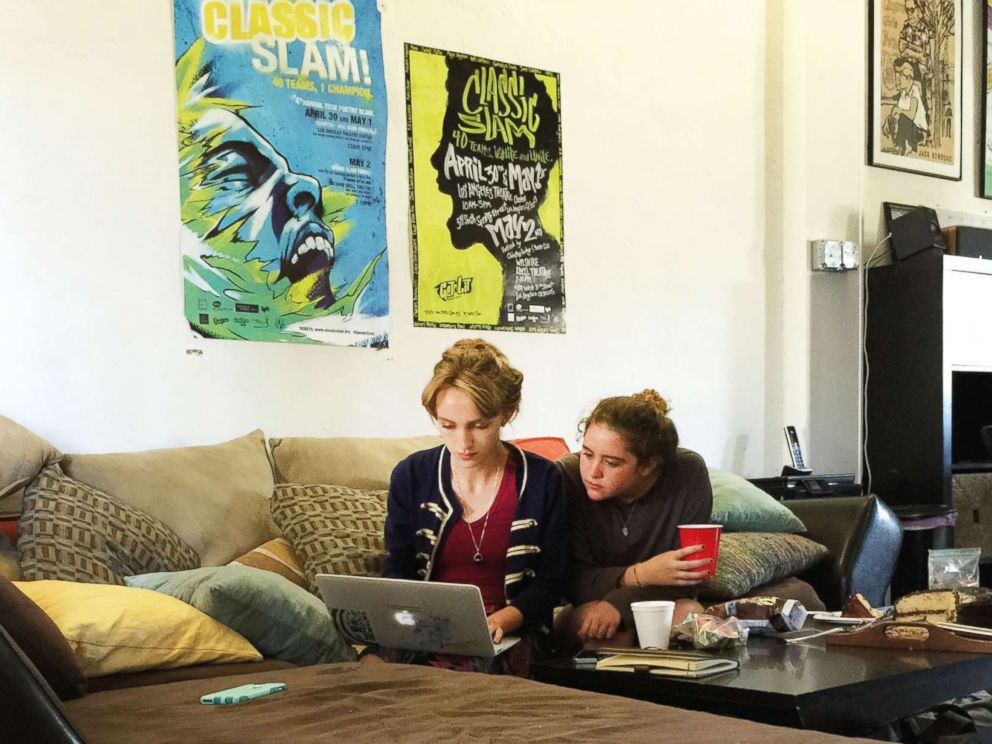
xmin=200 ymin=682 xmax=287 ymax=705
xmin=572 ymin=649 xmax=601 ymax=667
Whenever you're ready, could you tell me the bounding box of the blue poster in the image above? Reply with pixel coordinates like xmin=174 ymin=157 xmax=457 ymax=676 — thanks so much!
xmin=173 ymin=0 xmax=388 ymax=346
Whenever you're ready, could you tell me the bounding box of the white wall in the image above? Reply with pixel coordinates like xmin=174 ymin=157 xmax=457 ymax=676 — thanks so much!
xmin=2 ymin=0 xmax=850 ymax=477
xmin=831 ymin=1 xmax=992 ymax=480
xmin=796 ymin=1 xmax=867 ymax=476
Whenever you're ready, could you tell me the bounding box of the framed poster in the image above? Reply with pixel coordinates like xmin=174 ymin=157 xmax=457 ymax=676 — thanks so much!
xmin=406 ymin=45 xmax=565 ymax=333
xmin=983 ymin=1 xmax=992 ymax=197
xmin=869 ymin=0 xmax=961 ymax=180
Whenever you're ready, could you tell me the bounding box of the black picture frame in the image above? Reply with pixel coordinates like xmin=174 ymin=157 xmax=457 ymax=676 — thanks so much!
xmin=868 ymin=0 xmax=962 ymax=180
xmin=982 ymin=2 xmax=992 ymax=198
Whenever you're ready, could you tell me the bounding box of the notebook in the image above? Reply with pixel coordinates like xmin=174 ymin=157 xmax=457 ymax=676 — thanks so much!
xmin=594 ymin=648 xmax=739 ymax=679
xmin=315 ymin=574 xmax=520 ymax=658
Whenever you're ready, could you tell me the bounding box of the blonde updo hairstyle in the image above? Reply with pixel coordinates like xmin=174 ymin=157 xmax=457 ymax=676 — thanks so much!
xmin=581 ymin=389 xmax=679 ymax=466
xmin=422 ymin=339 xmax=523 ymax=423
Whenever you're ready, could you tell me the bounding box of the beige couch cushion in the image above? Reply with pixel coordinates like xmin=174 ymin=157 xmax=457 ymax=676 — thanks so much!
xmin=62 ymin=431 xmax=277 ymax=566
xmin=0 ymin=415 xmax=62 ymax=511
xmin=269 ymin=435 xmax=439 ymax=488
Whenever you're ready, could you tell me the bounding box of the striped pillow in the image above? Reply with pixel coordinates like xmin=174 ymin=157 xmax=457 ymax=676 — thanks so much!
xmin=698 ymin=532 xmax=828 ymax=600
xmin=228 ymin=538 xmax=307 ymax=590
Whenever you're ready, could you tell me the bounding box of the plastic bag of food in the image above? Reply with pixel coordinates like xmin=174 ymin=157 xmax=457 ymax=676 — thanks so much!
xmin=673 ymin=613 xmax=749 ymax=649
xmin=929 ymin=547 xmax=981 ymax=589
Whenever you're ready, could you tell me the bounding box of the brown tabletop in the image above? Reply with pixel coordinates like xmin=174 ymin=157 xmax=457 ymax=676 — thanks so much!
xmin=531 ymin=631 xmax=992 ymax=737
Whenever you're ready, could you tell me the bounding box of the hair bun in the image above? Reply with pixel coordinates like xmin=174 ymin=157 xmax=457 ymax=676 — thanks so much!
xmin=632 ymin=389 xmax=670 ymax=417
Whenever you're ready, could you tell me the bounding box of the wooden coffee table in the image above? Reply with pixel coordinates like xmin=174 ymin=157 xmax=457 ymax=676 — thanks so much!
xmin=531 ymin=631 xmax=992 ymax=737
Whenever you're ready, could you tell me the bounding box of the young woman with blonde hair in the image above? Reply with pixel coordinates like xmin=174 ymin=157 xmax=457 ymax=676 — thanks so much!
xmin=384 ymin=339 xmax=566 ymax=672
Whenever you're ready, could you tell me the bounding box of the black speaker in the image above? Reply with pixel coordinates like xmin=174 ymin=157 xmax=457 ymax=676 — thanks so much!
xmin=890 ymin=207 xmax=944 ymax=261
xmin=942 ymin=226 xmax=992 ymax=260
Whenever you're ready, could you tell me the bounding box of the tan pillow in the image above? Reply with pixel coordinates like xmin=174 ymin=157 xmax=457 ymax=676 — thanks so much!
xmin=229 ymin=537 xmax=307 ymax=590
xmin=61 ymin=431 xmax=277 ymax=566
xmin=270 ymin=484 xmax=387 ymax=594
xmin=269 ymin=435 xmax=439 ymax=488
xmin=0 ymin=415 xmax=62 ymax=509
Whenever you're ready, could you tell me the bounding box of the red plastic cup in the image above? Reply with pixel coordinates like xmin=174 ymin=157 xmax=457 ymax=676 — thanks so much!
xmin=678 ymin=524 xmax=723 ymax=579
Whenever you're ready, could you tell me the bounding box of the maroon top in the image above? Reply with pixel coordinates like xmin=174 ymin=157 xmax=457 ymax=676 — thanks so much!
xmin=434 ymin=460 xmax=517 ymax=613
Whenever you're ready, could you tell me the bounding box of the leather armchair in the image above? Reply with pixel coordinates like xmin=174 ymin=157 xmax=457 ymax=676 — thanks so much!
xmin=783 ymin=495 xmax=903 ymax=610
xmin=0 ymin=623 xmax=85 ymax=743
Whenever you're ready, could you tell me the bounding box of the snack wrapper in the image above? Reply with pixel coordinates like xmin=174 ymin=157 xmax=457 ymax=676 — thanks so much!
xmin=703 ymin=597 xmax=808 ymax=636
xmin=673 ymin=613 xmax=749 ymax=649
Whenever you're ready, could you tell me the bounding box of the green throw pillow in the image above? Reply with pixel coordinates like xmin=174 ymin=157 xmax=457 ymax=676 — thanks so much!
xmin=126 ymin=565 xmax=355 ymax=665
xmin=698 ymin=532 xmax=828 ymax=600
xmin=709 ymin=468 xmax=806 ymax=533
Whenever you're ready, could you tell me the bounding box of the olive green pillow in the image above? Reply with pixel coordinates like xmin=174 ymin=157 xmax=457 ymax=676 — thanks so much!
xmin=709 ymin=469 xmax=806 ymax=533
xmin=699 ymin=532 xmax=828 ymax=600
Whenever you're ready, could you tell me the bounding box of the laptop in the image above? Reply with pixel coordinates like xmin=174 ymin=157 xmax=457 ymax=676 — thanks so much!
xmin=316 ymin=574 xmax=520 ymax=658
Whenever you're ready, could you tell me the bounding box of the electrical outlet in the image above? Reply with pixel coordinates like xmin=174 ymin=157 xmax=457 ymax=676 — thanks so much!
xmin=842 ymin=241 xmax=860 ymax=269
xmin=810 ymin=240 xmax=843 ymax=271
xmin=811 ymin=239 xmax=859 ymax=271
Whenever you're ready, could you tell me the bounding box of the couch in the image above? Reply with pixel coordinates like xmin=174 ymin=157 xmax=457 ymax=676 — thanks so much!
xmin=1 ymin=625 xmax=880 ymax=744
xmin=0 ymin=417 xmax=900 ymax=742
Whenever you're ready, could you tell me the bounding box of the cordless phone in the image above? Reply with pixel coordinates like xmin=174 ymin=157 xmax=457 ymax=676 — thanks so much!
xmin=782 ymin=426 xmax=812 ymax=476
xmin=784 ymin=426 xmax=805 ymax=470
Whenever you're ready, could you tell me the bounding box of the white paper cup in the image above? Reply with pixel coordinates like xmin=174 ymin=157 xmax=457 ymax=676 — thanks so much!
xmin=631 ymin=600 xmax=675 ymax=650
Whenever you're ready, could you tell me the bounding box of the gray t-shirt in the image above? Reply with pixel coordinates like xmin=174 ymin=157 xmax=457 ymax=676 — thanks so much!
xmin=557 ymin=448 xmax=713 ymax=627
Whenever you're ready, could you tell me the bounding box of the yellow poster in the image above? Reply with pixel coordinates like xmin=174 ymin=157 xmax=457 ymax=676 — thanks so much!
xmin=406 ymin=45 xmax=564 ymax=332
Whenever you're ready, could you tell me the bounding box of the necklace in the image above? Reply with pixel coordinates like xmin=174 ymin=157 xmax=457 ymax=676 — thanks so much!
xmin=451 ymin=453 xmax=506 ymax=563
xmin=618 ymin=501 xmax=637 ymax=537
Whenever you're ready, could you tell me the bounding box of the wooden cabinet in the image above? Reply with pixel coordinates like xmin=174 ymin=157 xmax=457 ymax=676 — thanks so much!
xmin=864 ymin=253 xmax=992 ymax=507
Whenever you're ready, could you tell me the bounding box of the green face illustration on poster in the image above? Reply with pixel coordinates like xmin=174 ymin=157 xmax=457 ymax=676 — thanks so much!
xmin=174 ymin=0 xmax=389 ymax=347
xmin=406 ymin=45 xmax=564 ymax=332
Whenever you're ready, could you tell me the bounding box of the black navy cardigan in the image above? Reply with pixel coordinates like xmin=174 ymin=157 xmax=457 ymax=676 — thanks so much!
xmin=384 ymin=443 xmax=567 ymax=629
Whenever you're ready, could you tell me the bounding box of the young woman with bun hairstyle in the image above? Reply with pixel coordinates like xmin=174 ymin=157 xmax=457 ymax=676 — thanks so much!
xmin=384 ymin=339 xmax=566 ymax=672
xmin=555 ymin=390 xmax=713 ymax=650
